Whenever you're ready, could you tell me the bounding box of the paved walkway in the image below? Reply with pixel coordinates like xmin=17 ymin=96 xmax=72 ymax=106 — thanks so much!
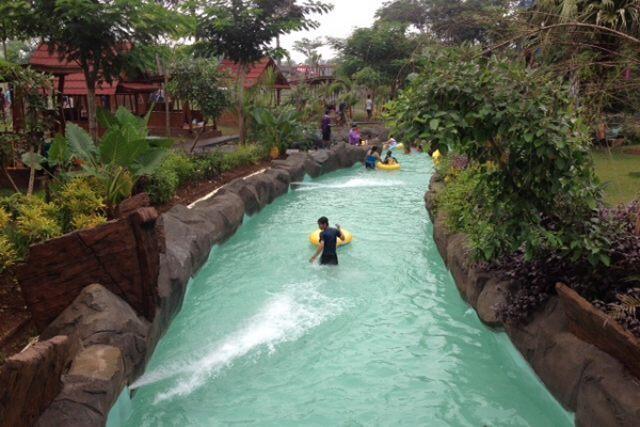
xmin=177 ymin=134 xmax=240 ymax=154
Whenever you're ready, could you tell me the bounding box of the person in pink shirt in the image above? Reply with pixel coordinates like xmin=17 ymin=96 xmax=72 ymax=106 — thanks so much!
xmin=348 ymin=125 xmax=361 ymax=145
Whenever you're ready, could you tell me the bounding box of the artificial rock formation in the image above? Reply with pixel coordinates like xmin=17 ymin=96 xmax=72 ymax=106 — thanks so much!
xmin=1 ymin=146 xmax=369 ymax=427
xmin=425 ymin=174 xmax=640 ymax=427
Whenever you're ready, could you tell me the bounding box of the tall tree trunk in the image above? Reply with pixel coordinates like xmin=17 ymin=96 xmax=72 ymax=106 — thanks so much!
xmin=164 ymin=75 xmax=170 ymax=137
xmin=86 ymin=80 xmax=98 ymax=140
xmin=57 ymin=75 xmax=66 ymax=134
xmin=238 ymin=66 xmax=247 ymax=144
xmin=1 ymin=39 xmax=7 ymax=60
xmin=27 ymin=146 xmax=35 ymax=196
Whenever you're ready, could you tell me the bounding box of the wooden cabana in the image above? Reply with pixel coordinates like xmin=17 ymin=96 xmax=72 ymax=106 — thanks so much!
xmin=27 ymin=43 xmax=201 ymax=137
xmin=50 ymin=73 xmax=162 ymax=135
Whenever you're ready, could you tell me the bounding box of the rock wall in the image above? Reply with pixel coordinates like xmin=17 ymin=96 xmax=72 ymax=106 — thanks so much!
xmin=17 ymin=206 xmax=160 ymax=331
xmin=425 ymin=174 xmax=640 ymax=427
xmin=0 ymin=336 xmax=72 ymax=427
xmin=4 ymin=144 xmax=367 ymax=427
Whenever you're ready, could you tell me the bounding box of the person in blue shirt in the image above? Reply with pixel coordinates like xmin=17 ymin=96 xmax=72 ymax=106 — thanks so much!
xmin=310 ymin=216 xmax=345 ymax=266
xmin=365 ymin=146 xmax=380 ymax=169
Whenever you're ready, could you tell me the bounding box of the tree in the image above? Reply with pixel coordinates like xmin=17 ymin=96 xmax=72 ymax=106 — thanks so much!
xmin=376 ymin=0 xmax=429 ymax=31
xmin=525 ymin=0 xmax=640 ymax=117
xmin=0 ymin=1 xmax=29 ymax=60
xmin=195 ymin=0 xmax=332 ymax=144
xmin=167 ymin=58 xmax=231 ymax=152
xmin=376 ymin=0 xmax=513 ymax=44
xmin=293 ymin=37 xmax=324 ymax=67
xmin=23 ymin=0 xmax=178 ymax=139
xmin=333 ymin=22 xmax=417 ymax=96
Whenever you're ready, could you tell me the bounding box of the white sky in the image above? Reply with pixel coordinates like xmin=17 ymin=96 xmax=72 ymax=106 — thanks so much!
xmin=280 ymin=0 xmax=387 ymax=63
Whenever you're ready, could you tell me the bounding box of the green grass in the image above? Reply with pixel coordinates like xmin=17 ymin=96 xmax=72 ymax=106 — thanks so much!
xmin=217 ymin=125 xmax=240 ymax=136
xmin=592 ymin=145 xmax=640 ymax=205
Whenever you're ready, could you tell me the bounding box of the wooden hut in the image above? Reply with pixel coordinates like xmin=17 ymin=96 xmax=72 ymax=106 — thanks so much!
xmin=217 ymin=58 xmax=290 ymax=128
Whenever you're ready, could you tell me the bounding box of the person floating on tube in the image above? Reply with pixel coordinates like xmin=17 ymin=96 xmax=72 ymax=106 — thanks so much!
xmin=310 ymin=217 xmax=345 ymax=266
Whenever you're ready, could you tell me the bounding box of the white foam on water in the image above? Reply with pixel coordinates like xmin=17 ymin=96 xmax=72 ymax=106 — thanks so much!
xmin=294 ymin=177 xmax=404 ymax=192
xmin=131 ymin=282 xmax=344 ymax=404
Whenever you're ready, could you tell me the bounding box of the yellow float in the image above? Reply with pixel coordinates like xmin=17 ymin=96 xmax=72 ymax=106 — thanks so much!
xmin=431 ymin=149 xmax=442 ymax=165
xmin=309 ymin=228 xmax=353 ymax=247
xmin=376 ymin=162 xmax=401 ymax=171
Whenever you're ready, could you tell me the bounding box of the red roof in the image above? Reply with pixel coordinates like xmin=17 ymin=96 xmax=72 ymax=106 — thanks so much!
xmin=219 ymin=58 xmax=290 ymax=89
xmin=29 ymin=44 xmax=82 ymax=75
xmin=118 ymin=82 xmax=161 ymax=94
xmin=29 ymin=43 xmax=133 ymax=76
xmin=52 ymin=74 xmax=160 ymax=96
xmin=54 ymin=73 xmax=118 ymax=96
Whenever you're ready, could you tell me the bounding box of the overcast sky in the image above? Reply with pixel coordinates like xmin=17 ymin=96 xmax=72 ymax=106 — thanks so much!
xmin=280 ymin=0 xmax=387 ymax=63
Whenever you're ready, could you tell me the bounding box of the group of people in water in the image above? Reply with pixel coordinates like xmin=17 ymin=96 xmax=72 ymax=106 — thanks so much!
xmin=364 ymin=146 xmax=398 ymax=169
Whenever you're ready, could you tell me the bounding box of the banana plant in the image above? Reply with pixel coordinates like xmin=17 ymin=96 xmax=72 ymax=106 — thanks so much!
xmin=48 ymin=107 xmax=173 ymax=209
xmin=252 ymin=105 xmax=304 ymax=156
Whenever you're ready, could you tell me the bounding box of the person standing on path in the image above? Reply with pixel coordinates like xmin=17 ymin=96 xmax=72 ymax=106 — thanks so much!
xmin=366 ymin=95 xmax=373 ymax=120
xmin=310 ymin=217 xmax=345 ymax=266
xmin=321 ymin=108 xmax=332 ymax=148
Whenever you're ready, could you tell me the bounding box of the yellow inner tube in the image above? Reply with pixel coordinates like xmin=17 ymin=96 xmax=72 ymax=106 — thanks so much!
xmin=309 ymin=228 xmax=353 ymax=247
xmin=377 ymin=162 xmax=401 ymax=171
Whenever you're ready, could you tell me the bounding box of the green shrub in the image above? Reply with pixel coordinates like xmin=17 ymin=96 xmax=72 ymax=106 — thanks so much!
xmin=72 ymin=214 xmax=108 ymax=230
xmin=146 ymin=145 xmax=265 ymax=205
xmin=162 ymin=152 xmax=199 ymax=185
xmin=388 ymin=46 xmax=603 ymax=263
xmin=0 ymin=208 xmax=11 ymax=230
xmin=147 ymin=167 xmax=179 ymax=205
xmin=16 ymin=200 xmax=62 ymax=244
xmin=194 ymin=151 xmax=225 ymax=179
xmin=0 ymin=234 xmax=18 ymax=273
xmin=56 ymin=179 xmax=106 ymax=233
xmin=221 ymin=145 xmax=264 ymax=172
xmin=436 ymin=167 xmax=482 ymax=233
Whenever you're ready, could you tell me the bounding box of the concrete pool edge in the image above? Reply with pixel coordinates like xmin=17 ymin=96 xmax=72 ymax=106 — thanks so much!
xmin=30 ymin=144 xmax=370 ymax=426
xmin=425 ymin=173 xmax=640 ymax=427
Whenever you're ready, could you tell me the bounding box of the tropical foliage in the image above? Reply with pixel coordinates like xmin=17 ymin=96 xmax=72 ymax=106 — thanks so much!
xmin=167 ymin=58 xmax=230 ymax=129
xmin=332 ymin=22 xmax=417 ymax=96
xmin=389 ymin=46 xmax=602 ymax=262
xmin=48 ymin=107 xmax=173 ymax=208
xmin=252 ymin=105 xmax=304 ymax=155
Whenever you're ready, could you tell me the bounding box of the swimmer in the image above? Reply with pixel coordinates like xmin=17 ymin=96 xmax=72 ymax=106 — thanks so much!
xmin=365 ymin=146 xmax=380 ymax=169
xmin=382 ymin=150 xmax=398 ymax=165
xmin=384 ymin=137 xmax=399 ymax=151
xmin=310 ymin=217 xmax=345 ymax=266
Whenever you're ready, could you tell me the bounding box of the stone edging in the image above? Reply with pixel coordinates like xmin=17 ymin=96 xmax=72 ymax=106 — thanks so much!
xmin=20 ymin=143 xmax=369 ymax=427
xmin=425 ymin=174 xmax=640 ymax=427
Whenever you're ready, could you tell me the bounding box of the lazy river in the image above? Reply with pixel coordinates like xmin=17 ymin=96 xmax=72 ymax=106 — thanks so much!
xmin=111 ymin=153 xmax=572 ymax=426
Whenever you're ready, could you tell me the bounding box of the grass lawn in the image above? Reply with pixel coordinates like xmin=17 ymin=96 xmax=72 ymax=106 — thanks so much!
xmin=217 ymin=124 xmax=240 ymax=136
xmin=592 ymin=145 xmax=640 ymax=205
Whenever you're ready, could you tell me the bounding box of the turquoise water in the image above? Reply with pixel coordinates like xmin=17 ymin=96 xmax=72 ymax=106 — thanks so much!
xmin=118 ymin=153 xmax=572 ymax=426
